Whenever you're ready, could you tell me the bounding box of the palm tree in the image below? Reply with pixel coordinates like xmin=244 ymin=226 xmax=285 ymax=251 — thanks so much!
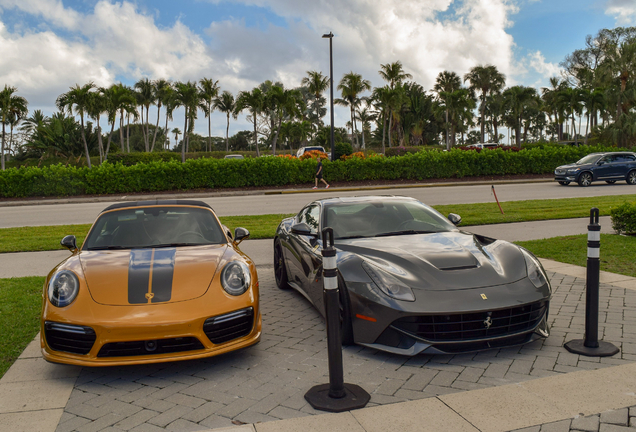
xmin=433 ymin=71 xmax=462 ymax=150
xmin=101 ymin=83 xmax=136 ymax=158
xmin=151 ymin=79 xmax=171 ymax=152
xmin=541 ymin=77 xmax=567 ymax=141
xmin=86 ymin=91 xmax=107 ymax=163
xmin=356 ymin=105 xmax=376 ymax=149
xmin=214 ymin=91 xmax=239 ymax=152
xmin=557 ymin=86 xmax=585 ymax=144
xmin=0 ymin=86 xmax=28 ymax=169
xmin=134 ymin=78 xmax=154 ymax=152
xmin=598 ymin=41 xmax=636 ymax=118
xmin=582 ymin=88 xmax=605 ymax=143
xmin=337 ymin=72 xmax=372 ymax=148
xmin=379 ymin=61 xmax=412 ymax=89
xmin=464 ymin=65 xmax=506 ymax=143
xmin=265 ymin=85 xmax=302 ymax=155
xmin=236 ymin=87 xmax=265 ymax=157
xmin=371 ymin=86 xmax=392 ymax=153
xmin=503 ymin=85 xmax=537 ymax=148
xmin=19 ymin=109 xmax=46 ymax=138
xmin=174 ymin=81 xmax=199 ymax=162
xmin=56 ymin=82 xmax=95 ymax=168
xmin=198 ymin=78 xmax=219 ymax=152
xmin=171 ymin=128 xmax=181 ymax=149
xmin=301 ymin=71 xmax=329 ymax=135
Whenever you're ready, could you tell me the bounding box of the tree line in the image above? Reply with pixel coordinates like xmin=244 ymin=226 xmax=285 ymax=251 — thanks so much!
xmin=1 ymin=25 xmax=636 ymax=170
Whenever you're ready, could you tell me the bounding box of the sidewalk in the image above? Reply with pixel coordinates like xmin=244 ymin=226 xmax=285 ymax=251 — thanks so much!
xmin=2 ymin=258 xmax=636 ymax=432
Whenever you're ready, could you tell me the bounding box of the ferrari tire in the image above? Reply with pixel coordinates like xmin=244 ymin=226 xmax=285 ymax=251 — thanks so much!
xmin=274 ymin=238 xmax=290 ymax=290
xmin=338 ymin=276 xmax=354 ymax=346
xmin=627 ymin=170 xmax=636 ymax=185
xmin=605 ymin=180 xmax=616 ymax=184
xmin=558 ymin=181 xmax=570 ymax=186
xmin=578 ymin=172 xmax=592 ymax=187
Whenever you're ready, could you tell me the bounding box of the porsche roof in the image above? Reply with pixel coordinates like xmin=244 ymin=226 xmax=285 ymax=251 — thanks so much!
xmin=102 ymin=200 xmax=213 ymax=213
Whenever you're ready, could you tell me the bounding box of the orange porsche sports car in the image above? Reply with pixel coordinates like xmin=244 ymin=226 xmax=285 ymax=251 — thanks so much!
xmin=41 ymin=200 xmax=261 ymax=366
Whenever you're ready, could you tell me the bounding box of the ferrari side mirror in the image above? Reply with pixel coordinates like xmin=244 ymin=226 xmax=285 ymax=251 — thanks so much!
xmin=61 ymin=235 xmax=78 ymax=252
xmin=291 ymin=223 xmax=318 ymax=237
xmin=448 ymin=213 xmax=462 ymax=226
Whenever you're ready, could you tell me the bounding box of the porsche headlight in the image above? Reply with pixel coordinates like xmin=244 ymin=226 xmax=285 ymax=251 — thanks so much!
xmin=221 ymin=261 xmax=251 ymax=296
xmin=521 ymin=248 xmax=548 ymax=289
xmin=47 ymin=270 xmax=80 ymax=307
xmin=362 ymin=261 xmax=415 ymax=302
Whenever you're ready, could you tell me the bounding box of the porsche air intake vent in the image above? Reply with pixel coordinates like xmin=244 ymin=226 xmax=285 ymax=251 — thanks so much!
xmin=44 ymin=321 xmax=96 ymax=355
xmin=392 ymin=300 xmax=547 ymax=342
xmin=203 ymin=307 xmax=254 ymax=345
xmin=97 ymin=337 xmax=204 ymax=357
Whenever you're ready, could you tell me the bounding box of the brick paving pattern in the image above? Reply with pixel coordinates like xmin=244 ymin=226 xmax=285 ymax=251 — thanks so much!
xmin=513 ymin=406 xmax=636 ymax=431
xmin=55 ymin=268 xmax=636 ymax=432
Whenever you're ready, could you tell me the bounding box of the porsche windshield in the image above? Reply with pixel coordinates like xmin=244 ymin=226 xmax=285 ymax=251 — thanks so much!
xmin=83 ymin=206 xmax=227 ymax=250
xmin=324 ymin=200 xmax=457 ymax=239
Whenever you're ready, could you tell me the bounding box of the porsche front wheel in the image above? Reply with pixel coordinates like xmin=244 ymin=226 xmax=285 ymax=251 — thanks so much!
xmin=274 ymin=239 xmax=290 ymax=290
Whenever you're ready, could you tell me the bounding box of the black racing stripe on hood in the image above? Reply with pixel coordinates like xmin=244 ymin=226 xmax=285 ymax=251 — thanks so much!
xmin=151 ymin=248 xmax=176 ymax=303
xmin=128 ymin=249 xmax=152 ymax=304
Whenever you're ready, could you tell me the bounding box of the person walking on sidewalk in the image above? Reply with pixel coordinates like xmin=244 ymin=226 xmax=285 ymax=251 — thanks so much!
xmin=313 ymin=158 xmax=330 ymax=189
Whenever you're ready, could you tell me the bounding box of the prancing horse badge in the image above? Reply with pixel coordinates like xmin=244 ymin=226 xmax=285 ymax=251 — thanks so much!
xmin=480 ymin=293 xmax=487 ymax=300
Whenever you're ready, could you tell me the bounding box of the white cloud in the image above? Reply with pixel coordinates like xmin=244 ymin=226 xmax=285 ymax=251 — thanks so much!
xmin=606 ymin=0 xmax=636 ymax=25
xmin=526 ymin=50 xmax=561 ymax=78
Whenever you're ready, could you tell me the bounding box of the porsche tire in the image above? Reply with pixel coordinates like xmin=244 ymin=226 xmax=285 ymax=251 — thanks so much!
xmin=274 ymin=238 xmax=290 ymax=290
xmin=338 ymin=276 xmax=354 ymax=346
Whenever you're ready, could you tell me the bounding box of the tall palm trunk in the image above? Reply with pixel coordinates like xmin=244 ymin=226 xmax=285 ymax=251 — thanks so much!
xmin=79 ymin=115 xmax=92 ymax=168
xmin=105 ymin=117 xmax=116 ymax=161
xmin=381 ymin=113 xmax=386 ymax=154
xmin=388 ymin=113 xmax=393 ymax=148
xmin=182 ymin=107 xmax=188 ymax=163
xmin=253 ymin=115 xmax=260 ymax=157
xmin=96 ymin=119 xmax=103 ymax=164
xmin=126 ymin=114 xmax=131 ymax=153
xmin=1 ymin=121 xmax=5 ymax=170
xmin=118 ymin=112 xmax=125 ymax=153
xmin=151 ymin=104 xmax=162 ymax=152
xmin=225 ymin=112 xmax=230 ymax=152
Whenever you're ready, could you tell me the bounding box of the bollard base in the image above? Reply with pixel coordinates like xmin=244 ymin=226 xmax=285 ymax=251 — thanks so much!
xmin=564 ymin=339 xmax=619 ymax=357
xmin=304 ymin=383 xmax=370 ymax=412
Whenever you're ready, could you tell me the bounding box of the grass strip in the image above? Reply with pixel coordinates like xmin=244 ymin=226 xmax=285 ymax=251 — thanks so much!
xmin=0 ymin=277 xmax=44 ymax=378
xmin=516 ymin=234 xmax=636 ymax=278
xmin=1 ymin=193 xmax=635 ymax=253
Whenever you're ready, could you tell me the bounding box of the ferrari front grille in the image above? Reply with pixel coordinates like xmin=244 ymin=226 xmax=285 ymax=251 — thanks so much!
xmin=203 ymin=307 xmax=254 ymax=345
xmin=97 ymin=337 xmax=205 ymax=357
xmin=392 ymin=300 xmax=547 ymax=342
xmin=44 ymin=321 xmax=96 ymax=355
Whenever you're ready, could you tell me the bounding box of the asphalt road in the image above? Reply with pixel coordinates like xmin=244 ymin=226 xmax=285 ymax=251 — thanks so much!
xmin=1 ymin=181 xmax=635 ymax=228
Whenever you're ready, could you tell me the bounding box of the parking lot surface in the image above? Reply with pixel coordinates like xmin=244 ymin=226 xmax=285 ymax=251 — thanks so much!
xmin=34 ymin=264 xmax=636 ymax=432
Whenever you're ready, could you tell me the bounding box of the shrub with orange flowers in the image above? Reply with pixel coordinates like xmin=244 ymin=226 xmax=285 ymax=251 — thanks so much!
xmin=340 ymin=151 xmax=384 ymax=160
xmin=299 ymin=150 xmax=329 ymax=160
xmin=277 ymin=154 xmax=297 ymax=159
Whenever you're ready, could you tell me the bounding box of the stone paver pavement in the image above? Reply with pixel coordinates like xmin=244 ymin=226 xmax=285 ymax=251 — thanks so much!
xmin=51 ymin=265 xmax=636 ymax=432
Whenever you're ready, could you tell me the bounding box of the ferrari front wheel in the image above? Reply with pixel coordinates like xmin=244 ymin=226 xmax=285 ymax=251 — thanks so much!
xmin=274 ymin=238 xmax=290 ymax=290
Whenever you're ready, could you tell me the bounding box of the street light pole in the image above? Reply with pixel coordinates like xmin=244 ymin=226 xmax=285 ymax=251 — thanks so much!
xmin=322 ymin=32 xmax=335 ymax=162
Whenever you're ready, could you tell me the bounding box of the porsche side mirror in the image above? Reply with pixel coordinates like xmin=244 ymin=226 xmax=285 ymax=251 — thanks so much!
xmin=291 ymin=223 xmax=318 ymax=237
xmin=234 ymin=227 xmax=250 ymax=245
xmin=448 ymin=213 xmax=462 ymax=226
xmin=61 ymin=235 xmax=78 ymax=252
xmin=222 ymin=224 xmax=233 ymax=239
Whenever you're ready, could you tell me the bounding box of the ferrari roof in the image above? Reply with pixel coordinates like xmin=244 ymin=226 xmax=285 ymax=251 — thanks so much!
xmin=102 ymin=200 xmax=213 ymax=213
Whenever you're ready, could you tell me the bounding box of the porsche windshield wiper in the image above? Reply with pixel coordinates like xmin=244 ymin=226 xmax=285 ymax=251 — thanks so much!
xmin=150 ymin=242 xmax=208 ymax=248
xmin=86 ymin=245 xmax=131 ymax=250
xmin=374 ymin=230 xmax=436 ymax=237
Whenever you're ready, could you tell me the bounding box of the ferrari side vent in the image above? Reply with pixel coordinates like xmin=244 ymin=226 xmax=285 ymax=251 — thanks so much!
xmin=44 ymin=321 xmax=96 ymax=355
xmin=97 ymin=337 xmax=204 ymax=357
xmin=392 ymin=300 xmax=547 ymax=342
xmin=203 ymin=307 xmax=254 ymax=345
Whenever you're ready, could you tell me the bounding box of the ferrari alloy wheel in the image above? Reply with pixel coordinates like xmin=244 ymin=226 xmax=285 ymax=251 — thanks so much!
xmin=338 ymin=276 xmax=354 ymax=346
xmin=274 ymin=239 xmax=290 ymax=290
xmin=628 ymin=171 xmax=636 ymax=185
xmin=578 ymin=172 xmax=592 ymax=187
xmin=605 ymin=180 xmax=616 ymax=184
xmin=558 ymin=181 xmax=570 ymax=186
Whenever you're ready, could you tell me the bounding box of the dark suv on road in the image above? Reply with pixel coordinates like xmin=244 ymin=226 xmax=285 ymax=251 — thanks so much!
xmin=554 ymin=152 xmax=636 ymax=187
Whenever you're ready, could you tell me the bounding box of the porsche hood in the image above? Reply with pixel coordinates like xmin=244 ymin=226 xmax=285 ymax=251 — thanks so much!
xmin=337 ymin=231 xmax=528 ymax=291
xmin=79 ymin=245 xmax=227 ymax=305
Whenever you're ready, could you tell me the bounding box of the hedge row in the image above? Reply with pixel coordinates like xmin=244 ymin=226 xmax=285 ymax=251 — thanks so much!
xmin=0 ymin=145 xmax=622 ymax=198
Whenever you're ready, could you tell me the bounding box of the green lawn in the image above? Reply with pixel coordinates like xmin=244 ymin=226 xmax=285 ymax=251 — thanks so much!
xmin=1 ymin=194 xmax=635 ymax=253
xmin=0 ymin=277 xmax=44 ymax=378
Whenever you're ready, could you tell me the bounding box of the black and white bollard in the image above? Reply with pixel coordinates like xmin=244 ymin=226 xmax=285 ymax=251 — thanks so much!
xmin=564 ymin=208 xmax=619 ymax=357
xmin=304 ymin=227 xmax=370 ymax=412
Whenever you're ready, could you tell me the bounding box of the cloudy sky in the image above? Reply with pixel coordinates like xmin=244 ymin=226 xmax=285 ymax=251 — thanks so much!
xmin=0 ymin=0 xmax=634 ymax=142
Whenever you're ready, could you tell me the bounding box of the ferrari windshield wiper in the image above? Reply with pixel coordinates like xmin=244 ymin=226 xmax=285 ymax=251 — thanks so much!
xmin=336 ymin=235 xmax=368 ymax=240
xmin=374 ymin=230 xmax=436 ymax=237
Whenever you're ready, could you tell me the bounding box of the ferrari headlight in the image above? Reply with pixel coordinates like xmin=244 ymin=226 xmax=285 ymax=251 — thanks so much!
xmin=362 ymin=261 xmax=415 ymax=302
xmin=47 ymin=270 xmax=80 ymax=307
xmin=221 ymin=261 xmax=251 ymax=296
xmin=521 ymin=248 xmax=548 ymax=289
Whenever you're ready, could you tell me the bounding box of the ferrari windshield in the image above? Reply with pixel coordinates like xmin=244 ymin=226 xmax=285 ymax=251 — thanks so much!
xmin=83 ymin=206 xmax=227 ymax=250
xmin=323 ymin=200 xmax=457 ymax=239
